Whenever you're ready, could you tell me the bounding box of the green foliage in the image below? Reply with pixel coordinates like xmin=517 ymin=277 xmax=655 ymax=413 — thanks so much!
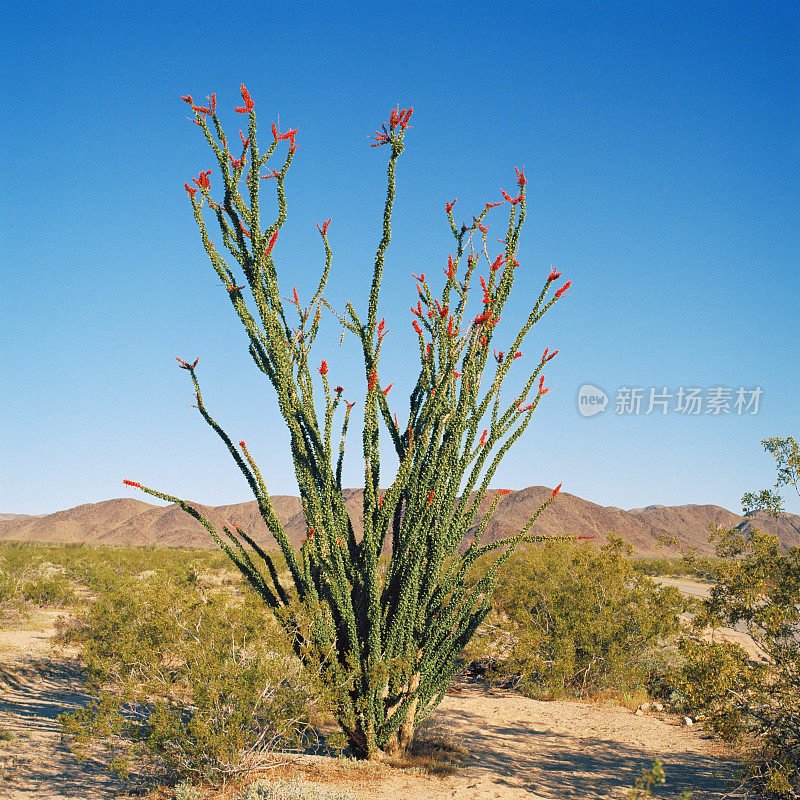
xmin=125 ymin=87 xmax=573 ymax=758
xmin=58 ymin=564 xmax=324 ymax=784
xmin=680 ymin=525 xmax=800 ymax=797
xmin=471 ymin=536 xmax=686 ymax=698
xmin=626 ymin=758 xmax=693 ymax=799
xmin=742 ymin=436 xmax=799 ymax=531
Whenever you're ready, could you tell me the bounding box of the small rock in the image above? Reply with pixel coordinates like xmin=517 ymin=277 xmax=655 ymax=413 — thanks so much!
xmin=639 ymin=702 xmax=651 ymax=712
xmin=634 ymin=709 xmax=644 ymax=716
xmin=682 ymin=716 xmax=694 ymax=726
xmin=652 ymin=702 xmax=664 ymax=712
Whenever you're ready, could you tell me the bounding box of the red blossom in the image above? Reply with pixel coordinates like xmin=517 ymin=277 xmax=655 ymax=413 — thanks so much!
xmin=427 ymin=490 xmax=434 ymax=505
xmin=485 ymin=200 xmax=504 ymax=210
xmin=490 ymin=254 xmax=504 ymax=273
xmin=227 ymin=284 xmax=245 ymax=293
xmin=494 ymin=350 xmax=504 ymax=363
xmin=335 ymin=385 xmax=343 ymax=394
xmin=411 ymin=302 xmax=423 ymax=318
xmin=346 ymin=400 xmax=356 ymax=411
xmin=123 ymin=479 xmax=141 ymax=488
xmin=412 ymin=272 xmax=425 ymax=283
xmin=181 ymin=94 xmax=194 ymax=105
xmin=378 ymin=318 xmax=386 ymax=337
xmin=265 ymin=230 xmax=279 ymax=254
xmin=445 ymin=198 xmax=457 ymax=214
xmin=480 ymin=335 xmax=488 ymax=347
xmin=317 ymin=218 xmax=332 ymax=236
xmin=479 ymin=429 xmax=488 ymax=446
xmin=512 ymin=351 xmax=523 ymax=360
xmin=379 ymin=495 xmax=384 ymax=507
xmin=239 ymin=130 xmax=250 ymax=149
xmin=444 ymin=254 xmax=455 ymax=280
xmin=261 ymin=169 xmax=281 ymax=180
xmin=515 ymin=166 xmax=526 ymax=187
xmin=473 ymin=311 xmax=491 ymax=326
xmin=235 ymin=83 xmax=255 ymax=113
xmin=382 ymin=382 xmax=393 ymax=396
xmin=208 ymin=93 xmax=216 ymax=114
xmin=538 ymin=375 xmax=549 ymax=395
xmin=552 ymin=483 xmax=562 ymax=499
xmin=500 ymin=188 xmax=514 ymax=203
xmin=193 ymin=169 xmax=212 ymax=190
xmin=446 ymin=316 xmax=455 ymax=337
xmin=555 ymin=280 xmax=571 ymax=298
xmin=498 ymin=489 xmax=511 ymax=495
xmin=337 ymin=537 xmax=343 ymax=546
xmin=473 ymin=216 xmax=488 ymax=234
xmin=434 ymin=300 xmax=448 ymax=319
xmin=368 ymin=371 xmax=377 ymax=392
xmin=184 ymin=183 xmax=198 ymax=197
xmin=412 ymin=320 xmax=422 ymax=335
xmin=176 ymin=356 xmax=199 ymax=370
xmin=546 ymin=348 xmax=559 ymax=362
xmin=453 ymin=370 xmax=461 ymax=378
xmin=192 ymin=104 xmax=212 ymax=115
xmin=547 ymin=268 xmax=562 ymax=282
xmin=319 ymin=360 xmax=328 ymax=375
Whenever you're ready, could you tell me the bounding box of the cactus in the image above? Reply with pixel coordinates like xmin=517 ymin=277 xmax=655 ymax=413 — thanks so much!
xmin=125 ymin=85 xmax=573 ymax=759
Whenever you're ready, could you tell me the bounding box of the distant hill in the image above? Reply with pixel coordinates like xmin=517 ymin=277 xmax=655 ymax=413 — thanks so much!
xmin=1 ymin=489 xmax=797 ymax=556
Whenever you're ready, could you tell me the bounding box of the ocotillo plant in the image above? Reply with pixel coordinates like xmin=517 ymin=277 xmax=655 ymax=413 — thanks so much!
xmin=125 ymin=85 xmax=573 ymax=760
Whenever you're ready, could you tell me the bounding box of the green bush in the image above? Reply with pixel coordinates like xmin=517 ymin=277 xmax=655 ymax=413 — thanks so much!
xmin=58 ymin=564 xmax=324 ymax=783
xmin=470 ymin=536 xmax=687 ymax=698
xmin=675 ymin=526 xmax=800 ymax=798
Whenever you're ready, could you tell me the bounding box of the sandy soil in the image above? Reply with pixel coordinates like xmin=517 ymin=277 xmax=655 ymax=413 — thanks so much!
xmin=0 ymin=614 xmax=743 ymax=800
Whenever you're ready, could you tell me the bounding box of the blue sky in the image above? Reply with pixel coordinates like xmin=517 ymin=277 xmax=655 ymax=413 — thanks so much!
xmin=2 ymin=0 xmax=798 ymax=517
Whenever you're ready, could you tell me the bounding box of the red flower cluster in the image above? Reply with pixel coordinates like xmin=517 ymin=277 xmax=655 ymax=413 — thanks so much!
xmin=547 ymin=268 xmax=562 ymax=282
xmin=445 ymin=198 xmax=457 ymax=214
xmin=555 ymin=280 xmax=571 ymax=298
xmin=176 ymin=356 xmax=199 ymax=370
xmin=368 ymin=371 xmax=377 ymax=392
xmin=500 ymin=188 xmax=523 ymax=205
xmin=235 ymin=84 xmax=255 ymax=114
xmin=497 ymin=489 xmax=512 ymax=496
xmin=389 ymin=105 xmax=413 ymax=130
xmin=382 ymin=383 xmax=393 ymax=396
xmin=479 ymin=429 xmax=488 ymax=446
xmin=265 ymin=230 xmax=279 ymax=255
xmin=542 ymin=347 xmax=559 ymax=362
xmin=123 ymin=479 xmax=141 ymax=488
xmin=317 ymin=218 xmax=332 ymax=236
xmin=538 ymin=375 xmax=549 ymax=395
xmin=184 ymin=183 xmax=197 ymax=197
xmin=552 ymin=482 xmax=562 ymax=499
xmin=319 ymin=360 xmax=328 ymax=375
xmin=193 ymin=170 xmax=212 ymax=190
xmin=271 ymin=121 xmax=298 ymax=148
xmin=515 ymin=166 xmax=526 ymax=187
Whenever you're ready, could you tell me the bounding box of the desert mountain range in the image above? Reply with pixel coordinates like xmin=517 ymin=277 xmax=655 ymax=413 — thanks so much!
xmin=2 ymin=488 xmax=798 ymax=557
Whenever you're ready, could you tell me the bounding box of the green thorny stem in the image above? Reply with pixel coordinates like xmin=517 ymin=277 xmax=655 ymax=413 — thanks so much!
xmin=125 ymin=86 xmax=577 ymax=760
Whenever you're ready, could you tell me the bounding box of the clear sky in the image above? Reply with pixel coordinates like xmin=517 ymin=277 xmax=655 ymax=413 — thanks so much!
xmin=2 ymin=0 xmax=798 ymax=517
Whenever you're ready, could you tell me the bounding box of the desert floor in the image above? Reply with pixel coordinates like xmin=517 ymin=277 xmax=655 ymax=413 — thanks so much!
xmin=0 ymin=612 xmax=743 ymax=800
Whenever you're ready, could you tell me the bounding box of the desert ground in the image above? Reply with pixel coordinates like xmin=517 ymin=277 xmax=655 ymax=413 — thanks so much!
xmin=0 ymin=611 xmax=743 ymax=800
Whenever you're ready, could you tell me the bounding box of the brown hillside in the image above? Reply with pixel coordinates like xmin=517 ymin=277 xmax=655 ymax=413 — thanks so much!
xmin=1 ymin=489 xmax=797 ymax=556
